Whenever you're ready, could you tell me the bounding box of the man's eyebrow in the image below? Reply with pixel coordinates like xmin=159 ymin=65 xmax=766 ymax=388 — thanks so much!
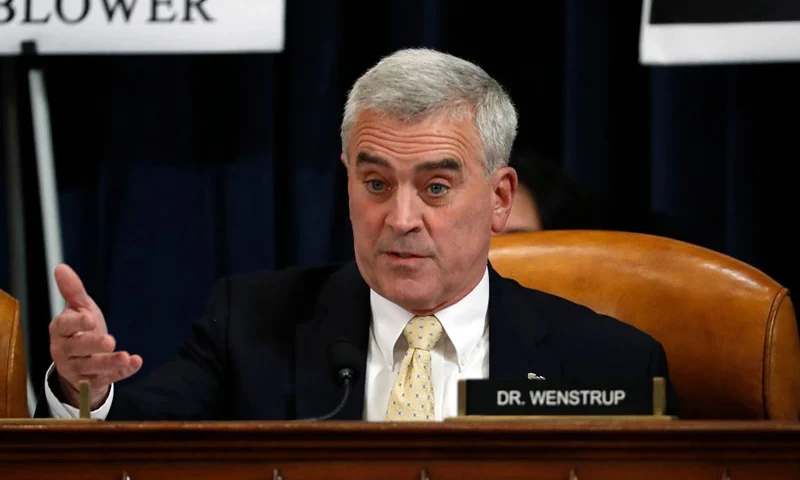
xmin=415 ymin=158 xmax=463 ymax=172
xmin=355 ymin=153 xmax=463 ymax=173
xmin=355 ymin=152 xmax=390 ymax=168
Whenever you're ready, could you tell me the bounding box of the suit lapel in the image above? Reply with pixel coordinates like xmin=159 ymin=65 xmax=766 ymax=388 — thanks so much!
xmin=488 ymin=263 xmax=563 ymax=382
xmin=294 ymin=263 xmax=370 ymax=420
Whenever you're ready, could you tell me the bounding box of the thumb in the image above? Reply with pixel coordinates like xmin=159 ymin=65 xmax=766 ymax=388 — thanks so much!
xmin=54 ymin=264 xmax=93 ymax=310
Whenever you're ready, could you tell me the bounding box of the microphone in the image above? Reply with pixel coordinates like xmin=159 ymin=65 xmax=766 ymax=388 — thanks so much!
xmin=302 ymin=340 xmax=362 ymax=421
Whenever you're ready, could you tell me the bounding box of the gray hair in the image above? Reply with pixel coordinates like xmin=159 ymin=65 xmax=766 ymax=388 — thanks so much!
xmin=341 ymin=48 xmax=518 ymax=175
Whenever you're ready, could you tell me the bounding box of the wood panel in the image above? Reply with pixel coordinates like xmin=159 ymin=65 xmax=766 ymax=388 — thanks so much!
xmin=0 ymin=420 xmax=798 ymax=479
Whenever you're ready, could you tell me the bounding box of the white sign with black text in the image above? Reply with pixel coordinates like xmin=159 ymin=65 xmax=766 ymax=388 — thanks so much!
xmin=0 ymin=0 xmax=285 ymax=54
xmin=640 ymin=0 xmax=800 ymax=64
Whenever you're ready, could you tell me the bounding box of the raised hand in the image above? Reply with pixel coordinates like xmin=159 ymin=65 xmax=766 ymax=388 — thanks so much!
xmin=49 ymin=264 xmax=143 ymax=409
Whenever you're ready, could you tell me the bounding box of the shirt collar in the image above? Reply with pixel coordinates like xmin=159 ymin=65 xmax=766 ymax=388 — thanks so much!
xmin=370 ymin=266 xmax=490 ymax=372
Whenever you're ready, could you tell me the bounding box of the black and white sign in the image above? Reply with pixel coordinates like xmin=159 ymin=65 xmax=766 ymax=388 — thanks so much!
xmin=640 ymin=0 xmax=800 ymax=64
xmin=461 ymin=379 xmax=655 ymax=417
xmin=0 ymin=0 xmax=285 ymax=54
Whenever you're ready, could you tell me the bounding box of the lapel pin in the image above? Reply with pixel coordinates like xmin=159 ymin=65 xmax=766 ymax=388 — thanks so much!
xmin=527 ymin=373 xmax=546 ymax=381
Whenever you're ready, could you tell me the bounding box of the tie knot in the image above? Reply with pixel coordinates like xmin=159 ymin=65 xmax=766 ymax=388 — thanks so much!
xmin=403 ymin=315 xmax=443 ymax=351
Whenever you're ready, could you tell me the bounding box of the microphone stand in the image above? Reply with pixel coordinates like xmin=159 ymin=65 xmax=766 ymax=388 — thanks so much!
xmin=301 ymin=368 xmax=356 ymax=422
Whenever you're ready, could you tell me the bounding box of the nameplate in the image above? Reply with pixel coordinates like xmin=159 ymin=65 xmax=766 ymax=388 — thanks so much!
xmin=458 ymin=378 xmax=665 ymax=417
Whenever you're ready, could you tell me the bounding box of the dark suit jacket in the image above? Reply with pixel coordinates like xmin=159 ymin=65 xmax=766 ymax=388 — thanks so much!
xmin=37 ymin=261 xmax=678 ymax=420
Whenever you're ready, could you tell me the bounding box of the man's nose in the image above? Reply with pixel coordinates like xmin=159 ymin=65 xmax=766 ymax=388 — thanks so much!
xmin=385 ymin=187 xmax=423 ymax=234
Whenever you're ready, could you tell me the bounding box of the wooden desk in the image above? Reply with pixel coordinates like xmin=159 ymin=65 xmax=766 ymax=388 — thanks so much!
xmin=1 ymin=420 xmax=799 ymax=479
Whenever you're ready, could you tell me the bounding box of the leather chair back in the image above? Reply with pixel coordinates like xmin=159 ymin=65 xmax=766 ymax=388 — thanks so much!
xmin=0 ymin=289 xmax=29 ymax=418
xmin=489 ymin=230 xmax=800 ymax=419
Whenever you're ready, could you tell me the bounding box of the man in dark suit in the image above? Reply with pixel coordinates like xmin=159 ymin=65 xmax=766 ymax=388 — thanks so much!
xmin=38 ymin=48 xmax=677 ymax=421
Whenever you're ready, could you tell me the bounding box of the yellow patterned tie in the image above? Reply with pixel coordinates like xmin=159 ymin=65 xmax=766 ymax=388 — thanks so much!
xmin=385 ymin=315 xmax=443 ymax=421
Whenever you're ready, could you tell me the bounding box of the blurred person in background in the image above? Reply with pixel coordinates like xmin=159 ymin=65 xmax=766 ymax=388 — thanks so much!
xmin=500 ymin=149 xmax=602 ymax=233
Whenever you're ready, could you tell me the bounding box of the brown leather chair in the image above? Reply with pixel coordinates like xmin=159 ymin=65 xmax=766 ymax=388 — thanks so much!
xmin=489 ymin=230 xmax=800 ymax=420
xmin=0 ymin=289 xmax=29 ymax=418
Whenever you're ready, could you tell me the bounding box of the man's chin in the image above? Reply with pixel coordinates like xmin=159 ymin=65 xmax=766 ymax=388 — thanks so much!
xmin=375 ymin=258 xmax=432 ymax=285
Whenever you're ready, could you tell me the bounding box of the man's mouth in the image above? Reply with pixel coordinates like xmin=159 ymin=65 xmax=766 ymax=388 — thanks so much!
xmin=387 ymin=252 xmax=425 ymax=259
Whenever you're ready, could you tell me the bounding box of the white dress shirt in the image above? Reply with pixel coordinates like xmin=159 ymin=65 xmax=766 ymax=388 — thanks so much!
xmin=44 ymin=267 xmax=491 ymax=421
xmin=363 ymin=267 xmax=490 ymax=421
xmin=44 ymin=362 xmax=115 ymax=419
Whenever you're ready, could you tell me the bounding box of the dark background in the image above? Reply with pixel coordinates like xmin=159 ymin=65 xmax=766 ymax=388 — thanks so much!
xmin=1 ymin=0 xmax=798 ymax=394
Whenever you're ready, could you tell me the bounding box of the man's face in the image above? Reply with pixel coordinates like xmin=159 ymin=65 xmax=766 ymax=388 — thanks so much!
xmin=343 ymin=110 xmax=516 ymax=315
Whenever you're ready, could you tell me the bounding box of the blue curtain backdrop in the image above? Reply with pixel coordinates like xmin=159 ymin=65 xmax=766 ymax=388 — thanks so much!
xmin=1 ymin=0 xmax=798 ymax=392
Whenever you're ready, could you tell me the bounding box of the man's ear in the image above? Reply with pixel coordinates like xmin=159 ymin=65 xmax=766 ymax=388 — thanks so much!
xmin=340 ymin=153 xmax=348 ymax=168
xmin=490 ymin=166 xmax=518 ymax=234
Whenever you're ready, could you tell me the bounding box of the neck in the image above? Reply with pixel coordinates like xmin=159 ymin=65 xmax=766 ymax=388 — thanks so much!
xmin=407 ymin=265 xmax=487 ymax=316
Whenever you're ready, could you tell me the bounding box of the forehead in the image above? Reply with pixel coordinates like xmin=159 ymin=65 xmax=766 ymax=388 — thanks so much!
xmin=349 ymin=110 xmax=483 ymax=169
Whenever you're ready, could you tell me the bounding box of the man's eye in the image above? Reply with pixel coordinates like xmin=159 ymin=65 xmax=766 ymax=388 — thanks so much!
xmin=366 ymin=180 xmax=386 ymax=193
xmin=427 ymin=183 xmax=450 ymax=196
